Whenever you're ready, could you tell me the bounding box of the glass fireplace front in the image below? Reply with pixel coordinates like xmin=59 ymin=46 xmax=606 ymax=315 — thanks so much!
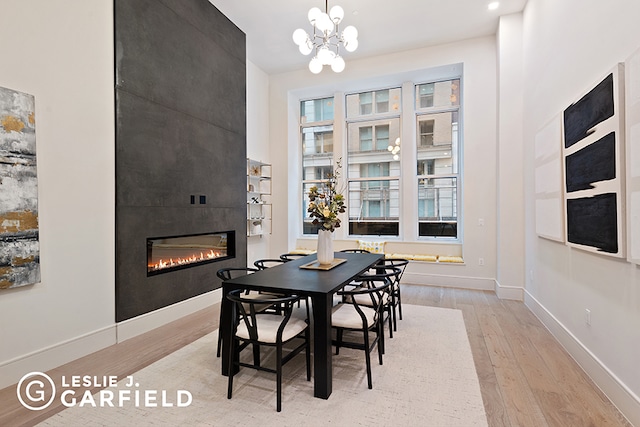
xmin=147 ymin=231 xmax=235 ymax=276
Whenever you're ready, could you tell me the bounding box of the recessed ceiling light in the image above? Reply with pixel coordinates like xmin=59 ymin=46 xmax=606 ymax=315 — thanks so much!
xmin=488 ymin=2 xmax=499 ymax=10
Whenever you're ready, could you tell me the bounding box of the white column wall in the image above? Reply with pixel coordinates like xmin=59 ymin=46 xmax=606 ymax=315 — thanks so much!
xmin=522 ymin=0 xmax=640 ymax=422
xmin=246 ymin=60 xmax=272 ymax=263
xmin=496 ymin=14 xmax=526 ymax=298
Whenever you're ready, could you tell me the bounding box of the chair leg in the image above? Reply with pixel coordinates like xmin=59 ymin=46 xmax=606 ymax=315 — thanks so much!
xmin=377 ymin=322 xmax=384 ymax=366
xmin=252 ymin=343 xmax=261 ymax=367
xmin=227 ymin=337 xmax=236 ymax=399
xmin=363 ymin=330 xmax=372 ymax=389
xmin=379 ymin=317 xmax=386 ymax=355
xmin=391 ymin=293 xmax=398 ymax=332
xmin=276 ymin=345 xmax=283 ymax=412
xmin=305 ymin=329 xmax=311 ymax=381
xmin=336 ymin=328 xmax=343 ymax=355
xmin=216 ymin=309 xmax=223 ymax=357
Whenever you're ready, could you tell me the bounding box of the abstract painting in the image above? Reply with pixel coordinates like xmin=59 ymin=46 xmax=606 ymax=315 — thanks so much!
xmin=562 ymin=64 xmax=625 ymax=258
xmin=0 ymin=86 xmax=40 ymax=289
xmin=625 ymin=47 xmax=640 ymax=264
xmin=534 ymin=114 xmax=564 ymax=242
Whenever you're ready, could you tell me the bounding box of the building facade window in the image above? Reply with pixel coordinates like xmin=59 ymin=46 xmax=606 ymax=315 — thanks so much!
xmin=346 ymin=87 xmax=401 ymax=236
xmin=416 ymin=79 xmax=460 ymax=238
xmin=298 ymin=76 xmax=462 ymax=241
xmin=300 ymin=97 xmax=334 ymax=235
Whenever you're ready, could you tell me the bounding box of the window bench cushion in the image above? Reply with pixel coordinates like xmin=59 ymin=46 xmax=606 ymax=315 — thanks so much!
xmin=437 ymin=256 xmax=464 ymax=263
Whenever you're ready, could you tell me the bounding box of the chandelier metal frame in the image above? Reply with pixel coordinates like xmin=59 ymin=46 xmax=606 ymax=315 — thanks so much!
xmin=292 ymin=0 xmax=358 ymax=74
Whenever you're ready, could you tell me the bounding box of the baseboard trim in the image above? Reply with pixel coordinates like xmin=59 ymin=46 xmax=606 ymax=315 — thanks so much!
xmin=495 ymin=280 xmax=524 ymax=301
xmin=403 ymin=271 xmax=494 ymax=290
xmin=116 ymin=289 xmax=221 ymax=343
xmin=0 ymin=325 xmax=116 ymax=389
xmin=524 ymin=290 xmax=639 ymax=426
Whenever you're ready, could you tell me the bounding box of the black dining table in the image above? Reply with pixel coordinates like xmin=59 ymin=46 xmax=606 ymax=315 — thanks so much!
xmin=220 ymin=251 xmax=383 ymax=399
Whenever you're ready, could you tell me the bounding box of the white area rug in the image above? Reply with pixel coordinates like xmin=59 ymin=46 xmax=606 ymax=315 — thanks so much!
xmin=39 ymin=304 xmax=487 ymax=426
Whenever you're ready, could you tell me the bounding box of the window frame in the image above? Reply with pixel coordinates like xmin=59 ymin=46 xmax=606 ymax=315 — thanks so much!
xmin=296 ymin=72 xmax=463 ymax=243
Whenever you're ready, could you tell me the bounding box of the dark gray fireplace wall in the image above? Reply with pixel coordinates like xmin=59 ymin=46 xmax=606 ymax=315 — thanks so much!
xmin=115 ymin=0 xmax=247 ymax=322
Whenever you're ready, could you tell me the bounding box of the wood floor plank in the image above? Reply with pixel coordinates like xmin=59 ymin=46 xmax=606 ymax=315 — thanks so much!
xmin=503 ymin=300 xmax=632 ymax=427
xmin=471 ymin=290 xmax=549 ymax=427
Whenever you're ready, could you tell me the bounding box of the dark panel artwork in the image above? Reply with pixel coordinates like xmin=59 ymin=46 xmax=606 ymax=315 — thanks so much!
xmin=565 ymin=132 xmax=616 ymax=192
xmin=566 ymin=193 xmax=618 ymax=253
xmin=563 ymin=73 xmax=614 ymax=148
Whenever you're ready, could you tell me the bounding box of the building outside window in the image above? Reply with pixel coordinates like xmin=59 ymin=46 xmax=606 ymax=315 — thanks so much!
xmin=416 ymin=79 xmax=460 ymax=238
xmin=298 ymin=77 xmax=462 ymax=240
xmin=346 ymin=87 xmax=401 ymax=236
xmin=300 ymin=97 xmax=335 ymax=234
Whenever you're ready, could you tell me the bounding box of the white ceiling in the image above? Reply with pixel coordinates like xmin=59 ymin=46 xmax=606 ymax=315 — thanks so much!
xmin=209 ymin=0 xmax=528 ymax=75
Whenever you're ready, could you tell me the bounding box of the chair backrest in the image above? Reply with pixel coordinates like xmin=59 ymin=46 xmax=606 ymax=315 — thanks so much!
xmin=216 ymin=267 xmax=259 ymax=281
xmin=279 ymin=253 xmax=307 ymax=262
xmin=337 ymin=271 xmax=396 ymax=327
xmin=254 ymin=259 xmax=287 ymax=270
xmin=227 ymin=289 xmax=304 ymax=343
xmin=339 ymin=249 xmax=370 ymax=253
xmin=375 ymin=259 xmax=408 ymax=285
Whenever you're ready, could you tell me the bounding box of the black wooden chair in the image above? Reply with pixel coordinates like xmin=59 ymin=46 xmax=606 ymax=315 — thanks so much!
xmin=216 ymin=267 xmax=275 ymax=357
xmin=344 ymin=266 xmax=400 ymax=341
xmin=331 ymin=271 xmax=394 ymax=389
xmin=226 ymin=289 xmax=311 ymax=412
xmin=376 ymin=258 xmax=409 ymax=331
xmin=339 ymin=249 xmax=371 ymax=253
xmin=279 ymin=253 xmax=308 ymax=262
xmin=254 ymin=258 xmax=287 ymax=270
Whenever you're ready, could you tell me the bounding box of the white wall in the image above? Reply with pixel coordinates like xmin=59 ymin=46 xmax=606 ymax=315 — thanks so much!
xmin=496 ymin=14 xmax=526 ymax=299
xmin=268 ymin=37 xmax=499 ymax=287
xmin=246 ymin=60 xmax=272 ymax=263
xmin=522 ymin=0 xmax=640 ymax=422
xmin=0 ymin=0 xmax=116 ymax=388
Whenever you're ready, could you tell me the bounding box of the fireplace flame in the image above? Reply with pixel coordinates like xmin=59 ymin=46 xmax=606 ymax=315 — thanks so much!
xmin=148 ymin=249 xmax=223 ymax=272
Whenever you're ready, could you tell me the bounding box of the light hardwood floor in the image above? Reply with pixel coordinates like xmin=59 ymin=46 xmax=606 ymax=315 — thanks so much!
xmin=0 ymin=284 xmax=632 ymax=426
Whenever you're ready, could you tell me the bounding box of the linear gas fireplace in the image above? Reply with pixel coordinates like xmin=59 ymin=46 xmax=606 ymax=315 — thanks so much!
xmin=147 ymin=231 xmax=235 ymax=276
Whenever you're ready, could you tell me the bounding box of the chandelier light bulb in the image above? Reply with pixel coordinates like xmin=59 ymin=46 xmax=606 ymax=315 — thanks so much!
xmin=299 ymin=41 xmax=313 ymax=55
xmin=329 ymin=5 xmax=344 ymax=24
xmin=342 ymin=25 xmax=358 ymax=42
xmin=316 ymin=13 xmax=334 ymax=33
xmin=292 ymin=28 xmax=308 ymax=46
xmin=309 ymin=57 xmax=323 ymax=74
xmin=344 ymin=38 xmax=358 ymax=52
xmin=317 ymin=46 xmax=335 ymax=65
xmin=308 ymin=7 xmax=322 ymax=24
xmin=331 ymin=55 xmax=345 ymax=73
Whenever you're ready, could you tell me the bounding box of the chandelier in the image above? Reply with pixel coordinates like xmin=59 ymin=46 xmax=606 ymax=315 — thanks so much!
xmin=292 ymin=1 xmax=358 ymax=74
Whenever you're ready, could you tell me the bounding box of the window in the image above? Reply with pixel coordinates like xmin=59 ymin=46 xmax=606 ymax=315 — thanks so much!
xmin=346 ymin=88 xmax=400 ymax=118
xmin=416 ymin=79 xmax=460 ymax=238
xmin=300 ymin=97 xmax=334 ymax=235
xmin=419 ymin=120 xmax=434 ymax=147
xmin=346 ymin=87 xmax=401 ymax=236
xmin=297 ymin=74 xmax=462 ymax=241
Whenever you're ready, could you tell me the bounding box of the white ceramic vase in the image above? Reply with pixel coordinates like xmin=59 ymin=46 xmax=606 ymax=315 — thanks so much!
xmin=316 ymin=228 xmax=334 ymax=265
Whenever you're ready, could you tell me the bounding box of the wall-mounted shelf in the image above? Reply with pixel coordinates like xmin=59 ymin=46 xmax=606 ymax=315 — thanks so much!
xmin=247 ymin=158 xmax=271 ymax=237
